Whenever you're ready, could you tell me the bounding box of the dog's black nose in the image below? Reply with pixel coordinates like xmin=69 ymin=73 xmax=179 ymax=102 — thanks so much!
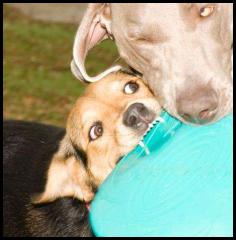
xmin=123 ymin=103 xmax=152 ymax=128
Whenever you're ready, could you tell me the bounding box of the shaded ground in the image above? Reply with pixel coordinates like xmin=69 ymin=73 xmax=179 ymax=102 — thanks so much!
xmin=3 ymin=5 xmax=120 ymax=127
xmin=4 ymin=3 xmax=88 ymax=23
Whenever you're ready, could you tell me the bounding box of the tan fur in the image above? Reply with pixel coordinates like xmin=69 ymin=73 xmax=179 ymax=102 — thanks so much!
xmin=33 ymin=152 xmax=94 ymax=204
xmin=33 ymin=71 xmax=161 ymax=204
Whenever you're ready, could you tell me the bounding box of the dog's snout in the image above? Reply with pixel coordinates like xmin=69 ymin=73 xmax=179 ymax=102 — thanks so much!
xmin=177 ymin=87 xmax=218 ymax=124
xmin=123 ymin=103 xmax=151 ymax=128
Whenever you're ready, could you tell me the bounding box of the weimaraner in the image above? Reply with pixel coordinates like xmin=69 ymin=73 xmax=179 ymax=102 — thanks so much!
xmin=71 ymin=3 xmax=233 ymax=125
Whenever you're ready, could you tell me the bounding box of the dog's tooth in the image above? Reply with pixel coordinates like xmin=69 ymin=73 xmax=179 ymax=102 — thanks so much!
xmin=156 ymin=116 xmax=165 ymax=123
xmin=139 ymin=141 xmax=145 ymax=148
xmin=139 ymin=141 xmax=150 ymax=155
xmin=141 ymin=116 xmax=165 ymax=139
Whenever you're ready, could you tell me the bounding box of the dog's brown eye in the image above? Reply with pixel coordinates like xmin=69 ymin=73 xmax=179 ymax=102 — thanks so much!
xmin=199 ymin=6 xmax=215 ymax=17
xmin=124 ymin=81 xmax=139 ymax=94
xmin=89 ymin=122 xmax=103 ymax=141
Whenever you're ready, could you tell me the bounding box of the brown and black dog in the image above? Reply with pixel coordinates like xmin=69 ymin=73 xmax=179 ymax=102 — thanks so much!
xmin=3 ymin=71 xmax=161 ymax=237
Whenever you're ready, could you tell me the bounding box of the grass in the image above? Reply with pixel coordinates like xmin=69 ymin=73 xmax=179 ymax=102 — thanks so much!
xmin=3 ymin=5 xmax=119 ymax=127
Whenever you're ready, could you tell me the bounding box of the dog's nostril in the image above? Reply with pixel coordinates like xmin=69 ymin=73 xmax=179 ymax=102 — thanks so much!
xmin=199 ymin=109 xmax=211 ymax=120
xmin=180 ymin=113 xmax=191 ymax=121
xmin=128 ymin=115 xmax=138 ymax=126
xmin=180 ymin=107 xmax=217 ymax=124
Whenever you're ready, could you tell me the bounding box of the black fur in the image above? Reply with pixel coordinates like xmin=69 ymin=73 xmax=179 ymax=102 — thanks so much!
xmin=3 ymin=120 xmax=93 ymax=237
xmin=70 ymin=139 xmax=88 ymax=168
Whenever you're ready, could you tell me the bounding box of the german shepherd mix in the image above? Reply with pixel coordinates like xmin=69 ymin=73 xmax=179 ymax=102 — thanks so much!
xmin=3 ymin=71 xmax=161 ymax=237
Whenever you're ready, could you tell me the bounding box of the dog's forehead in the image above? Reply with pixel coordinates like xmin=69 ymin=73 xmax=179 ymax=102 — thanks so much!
xmin=85 ymin=72 xmax=141 ymax=94
xmin=73 ymin=98 xmax=115 ymax=124
xmin=113 ymin=3 xmax=222 ymax=32
xmin=113 ymin=4 xmax=179 ymax=22
xmin=92 ymin=77 xmax=121 ymax=91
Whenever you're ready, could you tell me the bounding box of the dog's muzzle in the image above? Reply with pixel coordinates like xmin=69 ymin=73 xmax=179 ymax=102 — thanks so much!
xmin=123 ymin=103 xmax=156 ymax=132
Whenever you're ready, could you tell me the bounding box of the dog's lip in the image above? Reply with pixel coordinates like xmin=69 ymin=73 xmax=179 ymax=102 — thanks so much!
xmin=116 ymin=156 xmax=123 ymax=165
xmin=136 ymin=112 xmax=157 ymax=134
xmin=138 ymin=122 xmax=151 ymax=133
xmin=137 ymin=116 xmax=152 ymax=125
xmin=137 ymin=114 xmax=155 ymax=126
xmin=139 ymin=110 xmax=157 ymax=125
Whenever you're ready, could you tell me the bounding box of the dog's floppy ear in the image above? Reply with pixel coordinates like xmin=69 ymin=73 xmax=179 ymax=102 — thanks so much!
xmin=71 ymin=3 xmax=121 ymax=83
xmin=32 ymin=135 xmax=94 ymax=204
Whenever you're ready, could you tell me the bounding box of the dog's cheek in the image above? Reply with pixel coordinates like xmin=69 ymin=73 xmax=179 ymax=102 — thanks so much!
xmin=116 ymin=123 xmax=141 ymax=154
xmin=87 ymin=148 xmax=114 ymax=185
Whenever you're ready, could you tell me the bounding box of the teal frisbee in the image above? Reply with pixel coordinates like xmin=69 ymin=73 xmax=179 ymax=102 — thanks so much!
xmin=89 ymin=112 xmax=233 ymax=237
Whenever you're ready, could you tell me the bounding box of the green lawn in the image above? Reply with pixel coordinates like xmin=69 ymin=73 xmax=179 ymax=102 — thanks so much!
xmin=3 ymin=5 xmax=119 ymax=127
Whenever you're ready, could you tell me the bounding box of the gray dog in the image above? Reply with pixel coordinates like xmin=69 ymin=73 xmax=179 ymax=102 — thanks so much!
xmin=71 ymin=3 xmax=233 ymax=125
